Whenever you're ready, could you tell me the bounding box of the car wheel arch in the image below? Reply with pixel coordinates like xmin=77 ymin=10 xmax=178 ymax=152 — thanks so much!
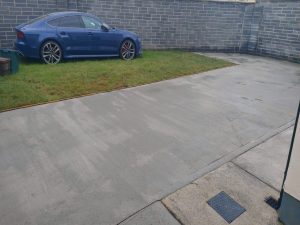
xmin=120 ymin=37 xmax=136 ymax=48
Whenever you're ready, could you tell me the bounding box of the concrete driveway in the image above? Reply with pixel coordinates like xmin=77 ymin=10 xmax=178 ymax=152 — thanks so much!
xmin=0 ymin=54 xmax=299 ymax=225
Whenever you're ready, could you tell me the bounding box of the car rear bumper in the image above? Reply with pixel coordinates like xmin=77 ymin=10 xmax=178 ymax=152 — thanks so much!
xmin=14 ymin=40 xmax=39 ymax=59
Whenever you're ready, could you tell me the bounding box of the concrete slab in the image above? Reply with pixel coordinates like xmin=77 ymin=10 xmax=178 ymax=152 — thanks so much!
xmin=233 ymin=127 xmax=294 ymax=191
xmin=163 ymin=163 xmax=281 ymax=225
xmin=0 ymin=54 xmax=299 ymax=225
xmin=119 ymin=202 xmax=180 ymax=225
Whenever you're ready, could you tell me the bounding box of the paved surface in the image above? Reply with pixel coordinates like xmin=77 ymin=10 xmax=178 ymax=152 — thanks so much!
xmin=0 ymin=54 xmax=299 ymax=225
xmin=234 ymin=127 xmax=294 ymax=191
xmin=163 ymin=163 xmax=281 ymax=225
xmin=119 ymin=202 xmax=180 ymax=225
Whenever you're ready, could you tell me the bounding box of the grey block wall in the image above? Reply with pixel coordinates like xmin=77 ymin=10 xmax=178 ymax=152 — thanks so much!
xmin=254 ymin=0 xmax=300 ymax=61
xmin=0 ymin=0 xmax=299 ymax=61
xmin=88 ymin=0 xmax=247 ymax=52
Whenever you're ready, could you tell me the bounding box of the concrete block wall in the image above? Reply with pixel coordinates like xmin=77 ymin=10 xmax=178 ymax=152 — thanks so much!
xmin=253 ymin=0 xmax=300 ymax=61
xmin=0 ymin=0 xmax=299 ymax=61
xmin=240 ymin=4 xmax=264 ymax=52
xmin=88 ymin=0 xmax=247 ymax=52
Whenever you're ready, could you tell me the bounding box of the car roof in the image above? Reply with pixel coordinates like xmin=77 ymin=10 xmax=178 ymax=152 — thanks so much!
xmin=16 ymin=11 xmax=97 ymax=30
xmin=49 ymin=11 xmax=82 ymax=16
xmin=47 ymin=11 xmax=93 ymax=19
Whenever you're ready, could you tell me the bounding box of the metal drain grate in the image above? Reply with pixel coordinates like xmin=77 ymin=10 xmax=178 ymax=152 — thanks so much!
xmin=265 ymin=196 xmax=279 ymax=210
xmin=207 ymin=191 xmax=246 ymax=223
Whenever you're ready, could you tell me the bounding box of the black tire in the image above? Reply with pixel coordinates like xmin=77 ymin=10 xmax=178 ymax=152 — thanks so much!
xmin=40 ymin=40 xmax=62 ymax=64
xmin=119 ymin=39 xmax=136 ymax=60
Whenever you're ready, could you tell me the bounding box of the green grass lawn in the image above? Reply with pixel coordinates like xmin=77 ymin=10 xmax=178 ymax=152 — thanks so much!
xmin=0 ymin=50 xmax=233 ymax=111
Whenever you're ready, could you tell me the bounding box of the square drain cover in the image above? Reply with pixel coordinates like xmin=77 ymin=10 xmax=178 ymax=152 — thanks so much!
xmin=207 ymin=191 xmax=246 ymax=223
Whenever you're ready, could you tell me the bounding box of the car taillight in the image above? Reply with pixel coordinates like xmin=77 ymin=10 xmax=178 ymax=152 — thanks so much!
xmin=17 ymin=31 xmax=24 ymax=39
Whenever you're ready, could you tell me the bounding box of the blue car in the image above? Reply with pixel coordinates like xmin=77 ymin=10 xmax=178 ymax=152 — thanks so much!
xmin=15 ymin=12 xmax=142 ymax=64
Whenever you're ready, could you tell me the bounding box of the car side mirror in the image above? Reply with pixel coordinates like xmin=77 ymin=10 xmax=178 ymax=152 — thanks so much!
xmin=101 ymin=24 xmax=109 ymax=32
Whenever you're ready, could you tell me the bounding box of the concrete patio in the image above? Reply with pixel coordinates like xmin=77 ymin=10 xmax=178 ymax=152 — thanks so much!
xmin=0 ymin=53 xmax=299 ymax=225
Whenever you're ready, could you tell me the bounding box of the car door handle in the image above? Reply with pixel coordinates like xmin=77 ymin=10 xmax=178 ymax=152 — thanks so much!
xmin=60 ymin=31 xmax=66 ymax=35
xmin=88 ymin=32 xmax=93 ymax=36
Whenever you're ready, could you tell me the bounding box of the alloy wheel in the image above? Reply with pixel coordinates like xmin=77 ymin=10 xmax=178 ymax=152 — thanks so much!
xmin=120 ymin=40 xmax=135 ymax=60
xmin=41 ymin=41 xmax=62 ymax=64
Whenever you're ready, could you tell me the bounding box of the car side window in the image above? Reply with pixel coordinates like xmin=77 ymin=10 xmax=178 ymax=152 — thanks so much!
xmin=47 ymin=16 xmax=84 ymax=28
xmin=82 ymin=16 xmax=102 ymax=29
xmin=47 ymin=18 xmax=62 ymax=27
xmin=58 ymin=16 xmax=84 ymax=28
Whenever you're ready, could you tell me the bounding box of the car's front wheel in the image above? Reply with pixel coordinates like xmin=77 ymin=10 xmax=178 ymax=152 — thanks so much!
xmin=41 ymin=41 xmax=62 ymax=64
xmin=120 ymin=39 xmax=136 ymax=60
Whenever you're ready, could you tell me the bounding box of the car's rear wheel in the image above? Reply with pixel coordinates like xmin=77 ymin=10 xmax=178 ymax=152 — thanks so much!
xmin=120 ymin=39 xmax=136 ymax=60
xmin=41 ymin=41 xmax=62 ymax=64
